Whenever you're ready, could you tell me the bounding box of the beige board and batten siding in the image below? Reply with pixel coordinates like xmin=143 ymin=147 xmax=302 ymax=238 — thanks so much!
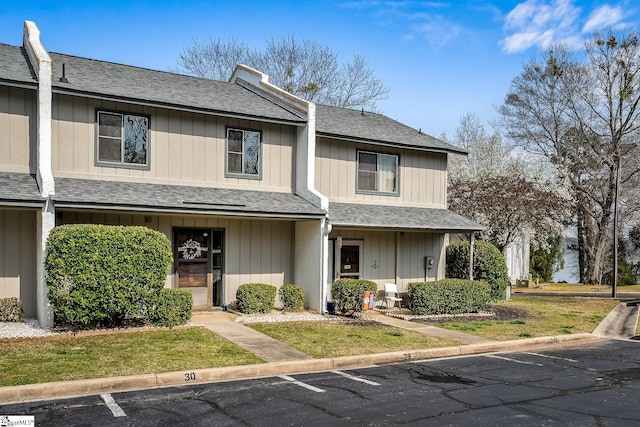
xmin=0 ymin=86 xmax=36 ymax=173
xmin=57 ymin=211 xmax=295 ymax=305
xmin=51 ymin=94 xmax=295 ymax=192
xmin=330 ymin=229 xmax=444 ymax=293
xmin=315 ymin=137 xmax=448 ymax=207
xmin=0 ymin=209 xmax=37 ymax=317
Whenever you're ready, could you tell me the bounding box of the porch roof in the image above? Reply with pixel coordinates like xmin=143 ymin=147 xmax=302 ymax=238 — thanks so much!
xmin=52 ymin=178 xmax=326 ymax=219
xmin=0 ymin=173 xmax=44 ymax=207
xmin=328 ymin=202 xmax=484 ymax=232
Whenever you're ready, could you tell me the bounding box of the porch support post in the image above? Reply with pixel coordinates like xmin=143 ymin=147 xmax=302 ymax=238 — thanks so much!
xmin=469 ymin=233 xmax=475 ymax=281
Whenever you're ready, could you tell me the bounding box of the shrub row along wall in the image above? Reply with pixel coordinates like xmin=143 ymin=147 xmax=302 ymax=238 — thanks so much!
xmin=45 ymin=224 xmax=191 ymax=327
xmin=331 ymin=278 xmax=377 ymax=314
xmin=408 ymin=279 xmax=492 ymax=315
xmin=235 ymin=283 xmax=306 ymax=314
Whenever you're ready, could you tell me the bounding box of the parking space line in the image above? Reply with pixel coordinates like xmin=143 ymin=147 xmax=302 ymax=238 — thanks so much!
xmin=525 ymin=352 xmax=579 ymax=363
xmin=485 ymin=355 xmax=543 ymax=366
xmin=278 ymin=375 xmax=325 ymax=393
xmin=100 ymin=394 xmax=126 ymax=417
xmin=331 ymin=370 xmax=381 ymax=386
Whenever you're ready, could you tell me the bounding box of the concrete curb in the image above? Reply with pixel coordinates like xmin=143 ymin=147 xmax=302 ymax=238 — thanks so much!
xmin=0 ymin=333 xmax=598 ymax=405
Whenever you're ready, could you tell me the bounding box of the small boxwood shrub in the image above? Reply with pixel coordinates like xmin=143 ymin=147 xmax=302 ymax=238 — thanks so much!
xmin=0 ymin=297 xmax=23 ymax=322
xmin=331 ymin=279 xmax=377 ymax=314
xmin=279 ymin=284 xmax=305 ymax=312
xmin=408 ymin=279 xmax=492 ymax=315
xmin=446 ymin=240 xmax=509 ymax=300
xmin=236 ymin=283 xmax=277 ymax=314
xmin=146 ymin=288 xmax=193 ymax=327
xmin=45 ymin=224 xmax=173 ymax=327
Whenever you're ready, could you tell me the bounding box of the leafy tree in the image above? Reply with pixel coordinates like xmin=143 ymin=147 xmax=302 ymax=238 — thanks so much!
xmin=499 ymin=28 xmax=640 ymax=284
xmin=176 ymin=35 xmax=389 ymax=110
xmin=530 ymin=235 xmax=564 ymax=282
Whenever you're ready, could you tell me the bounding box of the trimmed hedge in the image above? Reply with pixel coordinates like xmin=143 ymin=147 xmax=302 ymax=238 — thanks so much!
xmin=407 ymin=279 xmax=492 ymax=315
xmin=236 ymin=283 xmax=277 ymax=314
xmin=279 ymin=284 xmax=305 ymax=312
xmin=0 ymin=297 xmax=23 ymax=322
xmin=331 ymin=279 xmax=377 ymax=314
xmin=45 ymin=224 xmax=173 ymax=327
xmin=146 ymin=288 xmax=193 ymax=327
xmin=446 ymin=240 xmax=509 ymax=300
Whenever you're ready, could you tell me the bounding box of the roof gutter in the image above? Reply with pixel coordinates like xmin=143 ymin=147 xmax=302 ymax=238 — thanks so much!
xmin=316 ymin=132 xmax=468 ymax=156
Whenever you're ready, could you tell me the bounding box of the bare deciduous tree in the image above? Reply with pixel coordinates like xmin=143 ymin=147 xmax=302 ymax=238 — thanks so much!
xmin=499 ymin=28 xmax=640 ymax=284
xmin=176 ymin=35 xmax=389 ymax=110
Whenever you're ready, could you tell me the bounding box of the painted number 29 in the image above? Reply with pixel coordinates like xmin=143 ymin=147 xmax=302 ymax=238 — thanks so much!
xmin=185 ymin=372 xmax=196 ymax=382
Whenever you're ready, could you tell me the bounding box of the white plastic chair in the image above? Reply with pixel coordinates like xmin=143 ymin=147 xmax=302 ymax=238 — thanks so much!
xmin=384 ymin=283 xmax=402 ymax=309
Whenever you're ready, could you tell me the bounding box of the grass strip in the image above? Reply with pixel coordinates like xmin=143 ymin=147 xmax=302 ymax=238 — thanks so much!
xmin=248 ymin=321 xmax=459 ymax=358
xmin=0 ymin=327 xmax=263 ymax=386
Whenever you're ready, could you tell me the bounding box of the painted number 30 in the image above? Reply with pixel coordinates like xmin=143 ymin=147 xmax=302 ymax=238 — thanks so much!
xmin=185 ymin=372 xmax=196 ymax=381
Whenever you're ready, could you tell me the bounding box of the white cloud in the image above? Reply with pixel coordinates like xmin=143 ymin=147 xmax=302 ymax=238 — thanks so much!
xmin=583 ymin=5 xmax=623 ymax=33
xmin=501 ymin=0 xmax=581 ymax=53
xmin=414 ymin=15 xmax=462 ymax=47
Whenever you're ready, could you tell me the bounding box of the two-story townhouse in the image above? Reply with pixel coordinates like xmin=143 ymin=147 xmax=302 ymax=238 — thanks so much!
xmin=0 ymin=21 xmax=481 ymax=327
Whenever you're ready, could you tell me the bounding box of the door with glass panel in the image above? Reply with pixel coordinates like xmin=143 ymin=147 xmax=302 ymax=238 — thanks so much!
xmin=336 ymin=241 xmax=363 ymax=280
xmin=174 ymin=228 xmax=224 ymax=308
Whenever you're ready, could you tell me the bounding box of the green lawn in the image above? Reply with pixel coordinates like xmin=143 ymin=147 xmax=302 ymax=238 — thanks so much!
xmin=436 ymin=296 xmax=619 ymax=340
xmin=0 ymin=327 xmax=263 ymax=387
xmin=248 ymin=321 xmax=459 ymax=358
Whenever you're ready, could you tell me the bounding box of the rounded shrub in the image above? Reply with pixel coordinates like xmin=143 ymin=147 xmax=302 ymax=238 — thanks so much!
xmin=146 ymin=288 xmax=193 ymax=327
xmin=279 ymin=284 xmax=305 ymax=312
xmin=331 ymin=279 xmax=377 ymax=314
xmin=0 ymin=297 xmax=23 ymax=322
xmin=407 ymin=279 xmax=492 ymax=315
xmin=446 ymin=240 xmax=509 ymax=300
xmin=236 ymin=283 xmax=277 ymax=314
xmin=45 ymin=224 xmax=173 ymax=327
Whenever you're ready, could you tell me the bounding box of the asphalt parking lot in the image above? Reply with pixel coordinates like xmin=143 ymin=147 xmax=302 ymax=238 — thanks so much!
xmin=2 ymin=338 xmax=639 ymax=426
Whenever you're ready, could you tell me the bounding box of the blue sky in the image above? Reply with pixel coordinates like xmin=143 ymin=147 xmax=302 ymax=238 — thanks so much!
xmin=0 ymin=0 xmax=636 ymax=138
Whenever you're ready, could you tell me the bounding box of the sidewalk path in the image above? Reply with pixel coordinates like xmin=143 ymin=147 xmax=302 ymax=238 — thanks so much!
xmin=593 ymin=301 xmax=640 ymax=339
xmin=193 ymin=312 xmax=313 ymax=362
xmin=367 ymin=311 xmax=494 ymax=345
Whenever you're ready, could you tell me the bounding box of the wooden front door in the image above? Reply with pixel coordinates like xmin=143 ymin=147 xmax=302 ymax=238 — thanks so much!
xmin=174 ymin=228 xmax=224 ymax=308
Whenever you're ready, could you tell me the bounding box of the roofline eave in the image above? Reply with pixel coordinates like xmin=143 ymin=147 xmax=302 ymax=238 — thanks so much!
xmin=316 ymin=131 xmax=468 ymax=155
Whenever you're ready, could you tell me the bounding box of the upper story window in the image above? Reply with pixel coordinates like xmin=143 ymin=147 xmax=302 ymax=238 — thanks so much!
xmin=226 ymin=128 xmax=262 ymax=179
xmin=96 ymin=111 xmax=150 ymax=170
xmin=357 ymin=151 xmax=399 ymax=194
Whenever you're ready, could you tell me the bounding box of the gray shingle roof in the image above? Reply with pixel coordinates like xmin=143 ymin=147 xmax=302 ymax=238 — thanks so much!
xmin=52 ymin=178 xmax=326 ymax=218
xmin=316 ymin=104 xmax=466 ymax=154
xmin=47 ymin=52 xmax=304 ymax=124
xmin=329 ymin=202 xmax=483 ymax=231
xmin=0 ymin=44 xmax=37 ymax=86
xmin=0 ymin=173 xmax=44 ymax=206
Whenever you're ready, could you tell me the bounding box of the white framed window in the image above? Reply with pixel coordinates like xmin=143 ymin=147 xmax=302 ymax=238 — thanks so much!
xmin=226 ymin=128 xmax=262 ymax=179
xmin=96 ymin=110 xmax=150 ymax=169
xmin=357 ymin=151 xmax=399 ymax=194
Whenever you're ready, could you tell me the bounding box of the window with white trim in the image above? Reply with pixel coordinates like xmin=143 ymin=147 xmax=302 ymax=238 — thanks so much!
xmin=357 ymin=151 xmax=399 ymax=194
xmin=226 ymin=128 xmax=262 ymax=178
xmin=96 ymin=111 xmax=150 ymax=169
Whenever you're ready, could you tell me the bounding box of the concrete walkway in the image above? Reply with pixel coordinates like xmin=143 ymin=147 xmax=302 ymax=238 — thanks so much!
xmin=593 ymin=301 xmax=640 ymax=339
xmin=192 ymin=310 xmax=492 ymax=365
xmin=367 ymin=311 xmax=494 ymax=345
xmin=193 ymin=312 xmax=313 ymax=362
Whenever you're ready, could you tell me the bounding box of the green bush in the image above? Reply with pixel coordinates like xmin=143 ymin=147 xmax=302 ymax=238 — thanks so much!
xmin=407 ymin=279 xmax=492 ymax=315
xmin=446 ymin=240 xmax=509 ymax=300
xmin=45 ymin=224 xmax=173 ymax=327
xmin=0 ymin=297 xmax=23 ymax=322
xmin=279 ymin=284 xmax=305 ymax=312
xmin=236 ymin=283 xmax=277 ymax=314
xmin=331 ymin=279 xmax=377 ymax=314
xmin=146 ymin=288 xmax=193 ymax=327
